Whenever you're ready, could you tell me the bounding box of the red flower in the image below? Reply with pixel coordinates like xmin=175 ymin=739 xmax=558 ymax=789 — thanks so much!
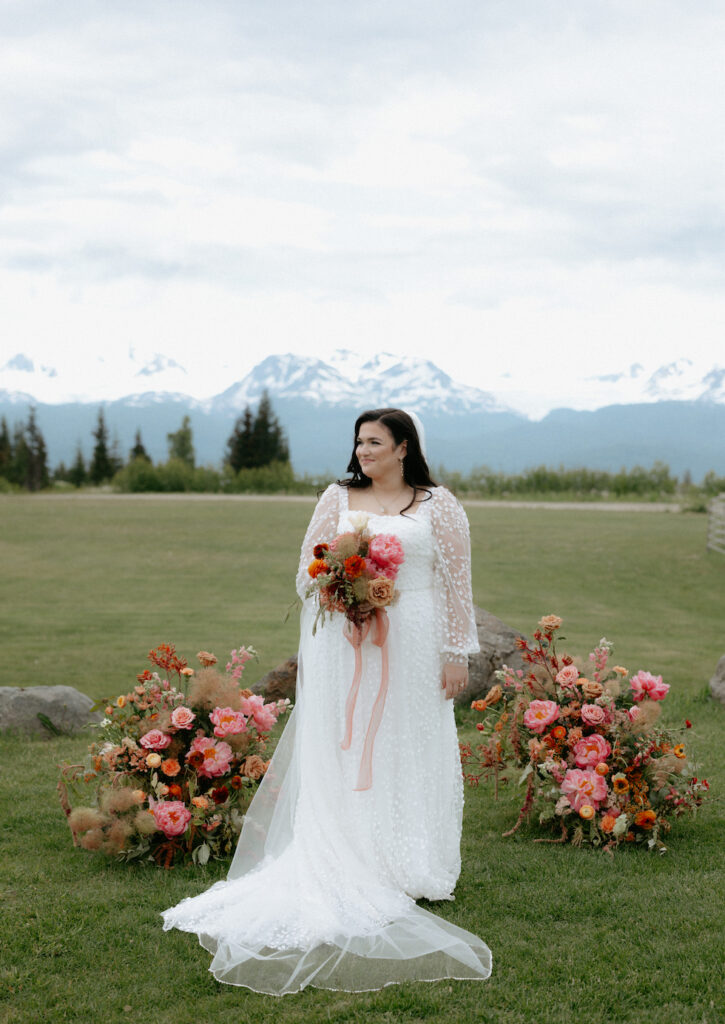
xmin=230 ymin=775 xmax=243 ymax=790
xmin=136 ymin=669 xmax=153 ymax=683
xmin=166 ymin=783 xmax=183 ymax=799
xmin=344 ymin=555 xmax=365 ymax=579
xmin=313 ymin=543 xmax=330 ymax=558
xmin=685 ymin=720 xmax=692 ymax=728
xmin=187 ymin=751 xmax=204 ymax=769
xmin=211 ymin=786 xmax=229 ymax=805
xmin=148 ymin=642 xmax=188 ymax=675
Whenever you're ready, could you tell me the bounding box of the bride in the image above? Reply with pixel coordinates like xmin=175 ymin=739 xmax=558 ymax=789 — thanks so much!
xmin=161 ymin=407 xmax=492 ymax=994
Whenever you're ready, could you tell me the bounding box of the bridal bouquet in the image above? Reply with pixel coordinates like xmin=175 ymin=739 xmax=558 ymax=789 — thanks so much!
xmin=58 ymin=643 xmax=290 ymax=867
xmin=460 ymin=616 xmax=709 ymax=854
xmin=305 ymin=512 xmax=404 ymax=633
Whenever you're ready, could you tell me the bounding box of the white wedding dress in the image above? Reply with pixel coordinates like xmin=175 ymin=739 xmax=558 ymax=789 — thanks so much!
xmin=161 ymin=484 xmax=492 ymax=994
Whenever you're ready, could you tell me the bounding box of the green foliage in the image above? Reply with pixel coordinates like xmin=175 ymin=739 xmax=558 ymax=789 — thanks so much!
xmin=701 ymin=470 xmax=725 ymax=497
xmin=167 ymin=415 xmax=195 ymax=468
xmin=223 ymin=459 xmax=297 ymax=493
xmin=112 ymin=457 xmax=221 ymax=493
xmin=89 ymin=407 xmax=114 ymax=484
xmin=129 ymin=427 xmax=151 ymax=463
xmin=0 ymin=407 xmax=50 ymax=490
xmin=438 ymin=461 xmax=681 ymax=499
xmin=67 ymin=445 xmax=88 ymax=488
xmin=226 ymin=390 xmax=290 ymax=471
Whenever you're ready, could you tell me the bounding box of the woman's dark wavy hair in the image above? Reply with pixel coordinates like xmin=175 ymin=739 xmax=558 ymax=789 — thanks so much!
xmin=338 ymin=408 xmax=437 ymax=514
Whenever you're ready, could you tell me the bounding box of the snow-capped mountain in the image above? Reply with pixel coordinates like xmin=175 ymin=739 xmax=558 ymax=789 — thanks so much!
xmin=587 ymin=359 xmax=725 ymax=405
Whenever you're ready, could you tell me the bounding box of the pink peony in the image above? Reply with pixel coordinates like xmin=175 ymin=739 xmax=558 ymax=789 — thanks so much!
xmin=561 ymin=768 xmax=609 ymax=812
xmin=523 ymin=699 xmax=560 ymax=734
xmin=367 ymin=534 xmax=405 ymax=577
xmin=240 ymin=694 xmax=279 ymax=733
xmin=139 ymin=729 xmax=172 ymax=751
xmin=581 ymin=703 xmax=607 ymax=727
xmin=210 ymin=706 xmax=248 ymax=738
xmin=555 ymin=665 xmax=580 ymax=688
xmin=187 ymin=735 xmax=234 ymax=778
xmin=151 ymin=800 xmax=191 ymax=838
xmin=170 ymin=706 xmax=196 ymax=730
xmin=573 ymin=733 xmax=612 ymax=768
xmin=629 ymin=670 xmax=670 ymax=703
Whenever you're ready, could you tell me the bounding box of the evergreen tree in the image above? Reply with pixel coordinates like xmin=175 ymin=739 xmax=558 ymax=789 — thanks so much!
xmin=109 ymin=431 xmax=124 ymax=476
xmin=68 ymin=445 xmax=87 ymax=488
xmin=225 ymin=406 xmax=255 ymax=472
xmin=89 ymin=407 xmax=113 ymax=484
xmin=8 ymin=422 xmax=30 ymax=487
xmin=0 ymin=416 xmax=11 ymax=478
xmin=25 ymin=407 xmax=49 ymax=491
xmin=167 ymin=415 xmax=195 ymax=467
xmin=130 ymin=428 xmax=151 ymax=463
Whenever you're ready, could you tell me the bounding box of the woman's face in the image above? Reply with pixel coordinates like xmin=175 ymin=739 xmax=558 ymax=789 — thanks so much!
xmin=355 ymin=420 xmax=406 ymax=481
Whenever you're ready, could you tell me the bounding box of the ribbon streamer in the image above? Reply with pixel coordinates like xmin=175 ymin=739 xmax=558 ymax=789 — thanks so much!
xmin=341 ymin=608 xmax=390 ymax=791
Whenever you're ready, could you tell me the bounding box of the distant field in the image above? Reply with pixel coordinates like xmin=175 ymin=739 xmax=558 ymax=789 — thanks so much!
xmin=1 ymin=495 xmax=724 ymax=1024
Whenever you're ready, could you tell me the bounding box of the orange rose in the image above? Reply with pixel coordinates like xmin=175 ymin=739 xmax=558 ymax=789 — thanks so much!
xmin=196 ymin=651 xmax=217 ymax=667
xmin=344 ymin=555 xmax=365 ymax=579
xmin=161 ymin=758 xmax=181 ymax=777
xmin=600 ymin=814 xmax=616 ymax=833
xmin=191 ymin=796 xmax=210 ymax=809
xmin=242 ymin=755 xmax=267 ymax=780
xmin=367 ymin=577 xmax=395 ymax=607
xmin=307 ymin=558 xmax=328 ymax=578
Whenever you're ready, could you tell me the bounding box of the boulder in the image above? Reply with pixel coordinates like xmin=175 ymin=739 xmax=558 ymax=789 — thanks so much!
xmin=458 ymin=606 xmax=527 ymax=705
xmin=253 ymin=657 xmax=298 ymax=703
xmin=0 ymin=686 xmax=102 ymax=736
xmin=709 ymin=655 xmax=725 ymax=705
xmin=253 ymin=607 xmax=525 ymax=706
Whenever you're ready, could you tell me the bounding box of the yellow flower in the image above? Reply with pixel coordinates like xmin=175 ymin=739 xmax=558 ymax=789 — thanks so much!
xmin=146 ymin=752 xmax=162 ymax=769
xmin=116 ymin=695 xmax=126 ymax=708
xmin=579 ymin=804 xmax=595 ymax=820
xmin=674 ymin=744 xmax=686 ymax=759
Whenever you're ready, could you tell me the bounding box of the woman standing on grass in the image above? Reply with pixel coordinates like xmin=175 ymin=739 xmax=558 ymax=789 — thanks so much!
xmin=162 ymin=408 xmax=492 ymax=994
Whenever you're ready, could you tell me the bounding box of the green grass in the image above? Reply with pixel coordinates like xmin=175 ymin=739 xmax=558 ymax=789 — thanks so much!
xmin=1 ymin=495 xmax=724 ymax=1024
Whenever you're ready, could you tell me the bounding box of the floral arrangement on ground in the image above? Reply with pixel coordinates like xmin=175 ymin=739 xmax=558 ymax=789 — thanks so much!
xmin=58 ymin=643 xmax=290 ymax=867
xmin=460 ymin=615 xmax=709 ymax=854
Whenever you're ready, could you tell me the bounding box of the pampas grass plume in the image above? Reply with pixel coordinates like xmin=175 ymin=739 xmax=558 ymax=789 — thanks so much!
xmin=69 ymin=807 xmax=107 ymax=833
xmin=100 ymin=787 xmax=139 ymax=814
xmin=134 ymin=810 xmax=158 ymax=835
xmin=188 ymin=667 xmax=242 ymax=711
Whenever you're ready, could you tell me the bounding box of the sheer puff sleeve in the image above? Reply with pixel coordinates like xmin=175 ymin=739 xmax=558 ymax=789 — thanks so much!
xmin=295 ymin=484 xmax=342 ymax=600
xmin=430 ymin=486 xmax=480 ymax=663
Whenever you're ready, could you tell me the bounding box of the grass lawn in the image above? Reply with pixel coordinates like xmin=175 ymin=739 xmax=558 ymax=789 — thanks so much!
xmin=1 ymin=495 xmax=724 ymax=1024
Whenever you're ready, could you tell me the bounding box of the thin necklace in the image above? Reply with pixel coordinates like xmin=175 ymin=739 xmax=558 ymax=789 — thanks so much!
xmin=372 ymin=484 xmax=409 ymax=515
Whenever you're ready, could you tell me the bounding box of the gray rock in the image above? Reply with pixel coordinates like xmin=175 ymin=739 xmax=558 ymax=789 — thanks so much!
xmin=457 ymin=606 xmax=527 ymax=704
xmin=0 ymin=686 xmax=102 ymax=736
xmin=709 ymin=655 xmax=725 ymax=705
xmin=254 ymin=606 xmax=526 ymax=706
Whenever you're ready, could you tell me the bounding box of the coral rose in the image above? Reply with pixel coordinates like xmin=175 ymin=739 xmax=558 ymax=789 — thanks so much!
xmin=561 ymin=768 xmax=608 ymax=811
xmin=367 ymin=576 xmax=396 ymax=607
xmin=538 ymin=614 xmax=562 ymax=632
xmin=573 ymin=733 xmax=612 ymax=768
xmin=171 ymin=705 xmax=196 ymax=729
xmin=242 ymin=754 xmax=267 ymax=780
xmin=191 ymin=795 xmax=210 ymax=809
xmin=140 ymin=729 xmax=172 ymax=751
xmin=210 ymin=706 xmax=248 ymax=738
xmin=581 ymin=703 xmax=607 ymax=727
xmin=160 ymin=758 xmax=181 ymax=777
xmin=601 ymin=814 xmax=617 ymax=833
xmin=555 ymin=665 xmax=580 ymax=688
xmin=523 ymin=699 xmax=560 ymax=735
xmin=187 ymin=736 xmax=233 ymax=778
xmin=630 ymin=670 xmax=669 ymax=702
xmin=151 ymin=800 xmax=191 ymax=838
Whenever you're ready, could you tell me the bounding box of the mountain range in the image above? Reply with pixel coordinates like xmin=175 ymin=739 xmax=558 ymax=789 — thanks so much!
xmin=1 ymin=351 xmax=724 ymax=478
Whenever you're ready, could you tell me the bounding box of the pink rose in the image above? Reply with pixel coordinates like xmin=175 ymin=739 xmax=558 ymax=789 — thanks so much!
xmin=628 ymin=705 xmax=640 ymax=722
xmin=555 ymin=665 xmax=580 ymax=688
xmin=151 ymin=800 xmax=191 ymax=838
xmin=581 ymin=703 xmax=607 ymax=727
xmin=240 ymin=694 xmax=279 ymax=733
xmin=561 ymin=768 xmax=609 ymax=812
xmin=170 ymin=706 xmax=196 ymax=730
xmin=367 ymin=534 xmax=405 ymax=577
xmin=139 ymin=729 xmax=172 ymax=751
xmin=573 ymin=733 xmax=612 ymax=768
xmin=210 ymin=706 xmax=248 ymax=738
xmin=523 ymin=699 xmax=560 ymax=734
xmin=629 ymin=670 xmax=670 ymax=703
xmin=187 ymin=736 xmax=234 ymax=778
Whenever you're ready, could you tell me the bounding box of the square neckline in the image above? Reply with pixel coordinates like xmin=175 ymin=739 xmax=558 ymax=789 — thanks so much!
xmin=340 ymin=483 xmax=427 ymax=519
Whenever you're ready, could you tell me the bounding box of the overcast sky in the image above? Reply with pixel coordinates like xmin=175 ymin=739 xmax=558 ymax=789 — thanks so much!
xmin=1 ymin=0 xmax=724 ymax=414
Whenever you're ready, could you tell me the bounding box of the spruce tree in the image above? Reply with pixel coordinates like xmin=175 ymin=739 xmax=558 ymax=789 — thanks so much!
xmin=225 ymin=406 xmax=255 ymax=472
xmin=25 ymin=407 xmax=49 ymax=491
xmin=130 ymin=428 xmax=151 ymax=463
xmin=68 ymin=445 xmax=87 ymax=488
xmin=89 ymin=408 xmax=113 ymax=484
xmin=0 ymin=416 xmax=11 ymax=479
xmin=167 ymin=415 xmax=195 ymax=467
xmin=9 ymin=422 xmax=29 ymax=487
xmin=251 ymin=391 xmax=290 ymax=468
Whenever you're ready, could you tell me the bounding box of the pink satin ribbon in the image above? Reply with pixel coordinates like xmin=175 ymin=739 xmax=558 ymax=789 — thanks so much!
xmin=340 ymin=607 xmax=390 ymax=791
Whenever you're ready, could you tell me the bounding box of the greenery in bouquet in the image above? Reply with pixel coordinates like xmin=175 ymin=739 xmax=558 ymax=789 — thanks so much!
xmin=460 ymin=615 xmax=709 ymax=854
xmin=58 ymin=643 xmax=291 ymax=867
xmin=305 ymin=512 xmax=404 ymax=632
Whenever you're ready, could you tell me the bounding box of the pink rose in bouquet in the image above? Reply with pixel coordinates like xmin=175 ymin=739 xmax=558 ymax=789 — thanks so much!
xmin=561 ymin=768 xmax=609 ymax=812
xmin=555 ymin=665 xmax=580 ymax=688
xmin=152 ymin=799 xmax=191 ymax=838
xmin=629 ymin=670 xmax=670 ymax=702
xmin=523 ymin=699 xmax=560 ymax=734
xmin=573 ymin=733 xmax=612 ymax=768
xmin=367 ymin=534 xmax=405 ymax=579
xmin=170 ymin=706 xmax=196 ymax=730
xmin=210 ymin=707 xmax=248 ymax=738
xmin=241 ymin=694 xmax=279 ymax=733
xmin=139 ymin=729 xmax=172 ymax=751
xmin=187 ymin=736 xmax=234 ymax=778
xmin=581 ymin=703 xmax=607 ymax=727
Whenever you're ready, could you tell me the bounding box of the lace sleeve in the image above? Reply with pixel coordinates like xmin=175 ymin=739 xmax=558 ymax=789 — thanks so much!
xmin=294 ymin=484 xmax=342 ymax=600
xmin=430 ymin=487 xmax=480 ymax=661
